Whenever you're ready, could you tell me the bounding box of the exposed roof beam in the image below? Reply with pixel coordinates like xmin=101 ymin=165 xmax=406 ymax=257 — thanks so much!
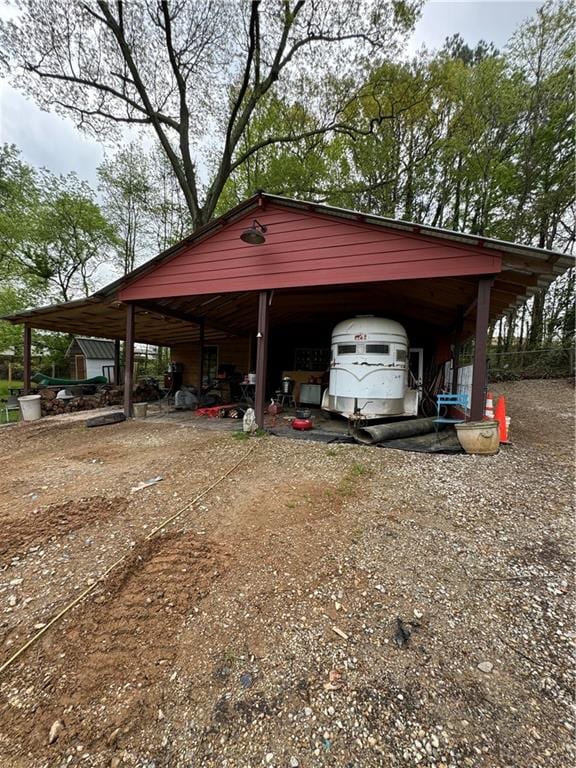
xmin=502 ymin=255 xmax=555 ymax=274
xmin=133 ymin=300 xmax=236 ymax=337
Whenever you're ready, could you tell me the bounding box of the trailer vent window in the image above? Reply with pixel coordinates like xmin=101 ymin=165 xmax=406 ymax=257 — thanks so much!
xmin=366 ymin=344 xmax=389 ymax=354
xmin=396 ymin=349 xmax=407 ymax=362
xmin=337 ymin=344 xmax=356 ymax=354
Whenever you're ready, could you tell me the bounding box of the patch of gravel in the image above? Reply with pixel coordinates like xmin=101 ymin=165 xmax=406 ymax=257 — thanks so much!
xmin=0 ymin=379 xmax=573 ymax=767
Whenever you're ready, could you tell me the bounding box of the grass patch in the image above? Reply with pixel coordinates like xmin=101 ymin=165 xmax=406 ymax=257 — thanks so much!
xmin=231 ymin=428 xmax=268 ymax=440
xmin=336 ymin=462 xmax=372 ymax=498
xmin=0 ymin=380 xmax=23 ymax=399
xmin=0 ymin=381 xmax=23 ymax=424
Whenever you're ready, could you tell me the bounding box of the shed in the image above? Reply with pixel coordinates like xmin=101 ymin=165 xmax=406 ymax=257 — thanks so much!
xmin=3 ymin=193 xmax=573 ymax=425
xmin=66 ymin=337 xmax=116 ymax=381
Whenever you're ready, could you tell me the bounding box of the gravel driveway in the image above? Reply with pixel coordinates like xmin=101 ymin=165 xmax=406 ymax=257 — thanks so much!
xmin=0 ymin=378 xmax=573 ymax=768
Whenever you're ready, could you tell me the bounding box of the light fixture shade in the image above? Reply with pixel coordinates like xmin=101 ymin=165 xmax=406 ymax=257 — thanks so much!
xmin=240 ymin=227 xmax=265 ymax=245
xmin=240 ymin=219 xmax=267 ymax=245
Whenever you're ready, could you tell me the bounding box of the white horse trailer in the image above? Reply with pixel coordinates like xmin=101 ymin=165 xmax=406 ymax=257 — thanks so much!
xmin=321 ymin=316 xmax=420 ymax=419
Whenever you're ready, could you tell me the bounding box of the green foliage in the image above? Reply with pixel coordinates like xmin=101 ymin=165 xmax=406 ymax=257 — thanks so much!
xmin=0 ymin=380 xmax=23 ymax=398
xmin=33 ymin=333 xmax=72 ymax=376
xmin=0 ymin=285 xmax=35 ymax=353
xmin=0 ymin=146 xmax=117 ymax=302
xmin=21 ymin=172 xmax=117 ymax=301
xmin=97 ymin=142 xmax=193 ymax=269
xmin=0 ymin=2 xmax=573 ymax=369
xmin=0 ymin=0 xmax=422 ymax=229
xmin=0 ymin=145 xmax=39 ymax=283
xmin=350 ymin=462 xmax=369 ymax=477
xmin=217 ymin=1 xmax=574 ymax=352
xmin=336 ymin=462 xmax=372 ymax=498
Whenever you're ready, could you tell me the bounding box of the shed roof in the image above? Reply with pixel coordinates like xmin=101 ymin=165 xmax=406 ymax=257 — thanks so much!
xmin=69 ymin=337 xmax=116 ymax=360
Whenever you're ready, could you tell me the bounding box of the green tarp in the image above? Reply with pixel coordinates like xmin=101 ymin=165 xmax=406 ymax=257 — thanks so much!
xmin=31 ymin=373 xmax=108 ymax=387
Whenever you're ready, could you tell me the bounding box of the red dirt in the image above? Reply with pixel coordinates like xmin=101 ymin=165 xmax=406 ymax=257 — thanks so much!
xmin=0 ymin=379 xmax=573 ymax=768
xmin=7 ymin=532 xmax=230 ymax=758
xmin=0 ymin=496 xmax=128 ymax=558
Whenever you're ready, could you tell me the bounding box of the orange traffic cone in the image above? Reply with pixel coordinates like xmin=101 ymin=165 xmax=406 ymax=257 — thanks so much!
xmin=494 ymin=395 xmax=510 ymax=443
xmin=484 ymin=391 xmax=495 ymax=421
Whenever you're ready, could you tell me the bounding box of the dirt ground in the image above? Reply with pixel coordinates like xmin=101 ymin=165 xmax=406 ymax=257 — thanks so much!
xmin=0 ymin=379 xmax=573 ymax=768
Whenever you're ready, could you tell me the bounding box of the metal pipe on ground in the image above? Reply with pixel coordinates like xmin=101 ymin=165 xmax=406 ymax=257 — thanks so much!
xmin=354 ymin=417 xmax=437 ymax=445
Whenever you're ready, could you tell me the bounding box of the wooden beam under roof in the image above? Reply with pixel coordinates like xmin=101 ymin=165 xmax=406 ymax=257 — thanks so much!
xmin=133 ymin=300 xmax=236 ymax=337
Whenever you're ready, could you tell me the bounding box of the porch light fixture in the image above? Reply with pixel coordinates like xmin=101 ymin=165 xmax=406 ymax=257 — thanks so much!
xmin=240 ymin=219 xmax=268 ymax=245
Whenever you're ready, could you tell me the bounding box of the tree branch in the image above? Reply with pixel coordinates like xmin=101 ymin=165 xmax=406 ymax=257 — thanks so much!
xmin=97 ymin=0 xmax=201 ymax=224
xmin=204 ymin=0 xmax=305 ymax=218
xmin=53 ymin=100 xmax=153 ymax=127
xmin=228 ymin=98 xmax=422 ymax=175
xmin=159 ymin=0 xmax=200 ymax=221
xmin=23 ymin=60 xmax=180 ymax=130
xmin=223 ymin=1 xmax=259 ymax=167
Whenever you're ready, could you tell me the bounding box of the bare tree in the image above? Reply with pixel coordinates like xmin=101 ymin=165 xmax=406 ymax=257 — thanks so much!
xmin=0 ymin=0 xmax=421 ymax=229
xmin=98 ymin=142 xmax=152 ymax=274
xmin=147 ymin=144 xmax=192 ymax=250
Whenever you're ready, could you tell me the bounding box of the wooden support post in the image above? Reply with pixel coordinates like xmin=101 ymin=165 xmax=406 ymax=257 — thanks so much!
xmin=114 ymin=339 xmax=121 ymax=385
xmin=123 ymin=304 xmax=135 ymax=417
xmin=255 ymin=290 xmax=270 ymax=429
xmin=23 ymin=324 xmax=32 ymax=394
xmin=198 ymin=318 xmax=205 ymax=392
xmin=451 ymin=307 xmax=463 ymax=394
xmin=470 ymin=277 xmax=493 ymax=421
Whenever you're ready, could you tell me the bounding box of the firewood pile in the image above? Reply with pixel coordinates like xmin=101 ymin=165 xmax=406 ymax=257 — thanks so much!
xmin=133 ymin=381 xmax=162 ymax=403
xmin=39 ymin=387 xmax=123 ymax=416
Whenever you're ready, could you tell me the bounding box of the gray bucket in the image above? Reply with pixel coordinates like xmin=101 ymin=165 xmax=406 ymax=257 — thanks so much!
xmin=133 ymin=402 xmax=148 ymax=419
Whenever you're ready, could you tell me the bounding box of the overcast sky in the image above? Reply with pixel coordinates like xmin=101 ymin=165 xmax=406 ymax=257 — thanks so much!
xmin=0 ymin=0 xmax=541 ymax=189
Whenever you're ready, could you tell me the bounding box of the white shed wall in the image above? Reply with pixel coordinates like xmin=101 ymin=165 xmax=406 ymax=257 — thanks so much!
xmin=86 ymin=358 xmax=114 ymax=380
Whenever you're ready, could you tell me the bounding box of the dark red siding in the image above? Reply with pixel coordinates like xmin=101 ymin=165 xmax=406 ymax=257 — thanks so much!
xmin=120 ymin=205 xmax=502 ymax=301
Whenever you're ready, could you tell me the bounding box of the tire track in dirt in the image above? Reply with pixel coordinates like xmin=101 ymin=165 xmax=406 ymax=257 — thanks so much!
xmin=0 ymin=496 xmax=128 ymax=559
xmin=2 ymin=531 xmax=231 ymax=762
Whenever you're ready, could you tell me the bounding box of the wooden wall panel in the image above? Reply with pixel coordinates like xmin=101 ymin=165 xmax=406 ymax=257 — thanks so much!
xmin=120 ymin=205 xmax=502 ymax=301
xmin=172 ymin=336 xmax=251 ymax=386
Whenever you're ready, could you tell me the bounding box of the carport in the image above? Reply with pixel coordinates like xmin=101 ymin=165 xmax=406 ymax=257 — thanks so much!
xmin=4 ymin=193 xmax=572 ymax=425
